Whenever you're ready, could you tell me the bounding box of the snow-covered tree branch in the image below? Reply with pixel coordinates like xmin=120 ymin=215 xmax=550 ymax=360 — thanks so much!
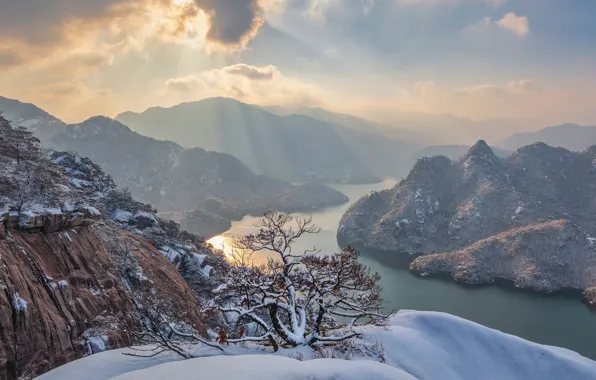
xmin=214 ymin=211 xmax=387 ymax=349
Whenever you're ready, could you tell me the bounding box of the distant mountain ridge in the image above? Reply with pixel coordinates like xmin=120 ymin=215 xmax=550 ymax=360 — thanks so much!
xmin=0 ymin=95 xmax=66 ymax=141
xmin=49 ymin=116 xmax=349 ymax=238
xmin=262 ymin=104 xmax=435 ymax=145
xmin=338 ymin=140 xmax=596 ymax=302
xmin=117 ymin=97 xmax=414 ymax=183
xmin=499 ymin=123 xmax=596 ymax=151
xmin=0 ymin=96 xmax=350 ymax=238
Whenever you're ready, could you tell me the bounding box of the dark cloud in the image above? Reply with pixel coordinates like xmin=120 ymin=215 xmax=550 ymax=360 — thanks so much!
xmin=0 ymin=50 xmax=24 ymax=69
xmin=194 ymin=0 xmax=264 ymax=46
xmin=0 ymin=0 xmax=128 ymax=46
xmin=223 ymin=64 xmax=274 ymax=80
xmin=0 ymin=0 xmax=265 ymax=51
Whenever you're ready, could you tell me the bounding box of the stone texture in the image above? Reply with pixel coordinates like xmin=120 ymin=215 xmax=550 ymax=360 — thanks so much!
xmin=0 ymin=225 xmax=206 ymax=379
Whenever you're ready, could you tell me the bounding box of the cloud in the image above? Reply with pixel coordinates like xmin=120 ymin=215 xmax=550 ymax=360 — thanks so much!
xmin=0 ymin=0 xmax=269 ymax=60
xmin=223 ymin=64 xmax=276 ymax=80
xmin=195 ymin=0 xmax=265 ymax=48
xmin=495 ymin=12 xmax=529 ymax=37
xmin=395 ymin=0 xmax=506 ymax=7
xmin=303 ymin=0 xmax=338 ymax=21
xmin=165 ymin=63 xmax=322 ymax=106
xmin=0 ymin=50 xmax=24 ymax=69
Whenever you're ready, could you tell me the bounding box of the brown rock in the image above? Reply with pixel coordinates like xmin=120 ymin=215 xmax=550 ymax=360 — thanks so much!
xmin=0 ymin=226 xmax=207 ymax=378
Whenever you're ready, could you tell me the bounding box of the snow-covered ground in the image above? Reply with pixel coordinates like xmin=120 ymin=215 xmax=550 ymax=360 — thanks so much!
xmin=38 ymin=311 xmax=596 ymax=380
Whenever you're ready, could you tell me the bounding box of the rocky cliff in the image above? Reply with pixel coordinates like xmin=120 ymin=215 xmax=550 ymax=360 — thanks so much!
xmin=0 ymin=116 xmax=223 ymax=379
xmin=338 ymin=140 xmax=596 ymax=301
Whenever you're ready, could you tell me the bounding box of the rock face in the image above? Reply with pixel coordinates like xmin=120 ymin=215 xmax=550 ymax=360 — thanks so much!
xmin=0 ymin=115 xmax=222 ymax=378
xmin=338 ymin=140 xmax=596 ymax=296
xmin=0 ymin=224 xmax=207 ymax=379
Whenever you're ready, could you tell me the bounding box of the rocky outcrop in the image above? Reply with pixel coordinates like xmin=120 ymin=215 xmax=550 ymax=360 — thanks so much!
xmin=339 ymin=140 xmax=596 ymax=298
xmin=0 ymin=224 xmax=207 ymax=379
xmin=410 ymin=220 xmax=596 ymax=292
xmin=0 ymin=115 xmax=221 ymax=378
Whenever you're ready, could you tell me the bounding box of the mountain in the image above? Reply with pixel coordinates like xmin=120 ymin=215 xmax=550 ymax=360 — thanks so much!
xmin=411 ymin=145 xmax=511 ymax=161
xmin=49 ymin=116 xmax=349 ymax=238
xmin=116 ymin=97 xmax=386 ymax=183
xmin=0 ymin=115 xmax=224 ymax=377
xmin=263 ymin=105 xmax=435 ymax=145
xmin=499 ymin=123 xmax=596 ymax=151
xmin=338 ymin=140 xmax=596 ymax=301
xmin=0 ymin=95 xmax=66 ymax=141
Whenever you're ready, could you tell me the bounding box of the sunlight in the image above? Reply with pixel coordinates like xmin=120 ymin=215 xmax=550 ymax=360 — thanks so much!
xmin=206 ymin=234 xmax=228 ymax=251
xmin=145 ymin=0 xmax=208 ymax=48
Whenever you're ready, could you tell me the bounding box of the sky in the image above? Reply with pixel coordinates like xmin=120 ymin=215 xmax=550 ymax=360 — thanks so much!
xmin=0 ymin=0 xmax=595 ymax=127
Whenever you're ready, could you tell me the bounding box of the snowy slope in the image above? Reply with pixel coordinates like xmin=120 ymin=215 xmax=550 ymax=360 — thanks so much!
xmin=114 ymin=356 xmax=412 ymax=380
xmin=38 ymin=311 xmax=596 ymax=380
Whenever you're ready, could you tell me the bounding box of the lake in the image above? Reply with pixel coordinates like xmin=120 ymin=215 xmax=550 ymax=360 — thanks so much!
xmin=208 ymin=179 xmax=596 ymax=360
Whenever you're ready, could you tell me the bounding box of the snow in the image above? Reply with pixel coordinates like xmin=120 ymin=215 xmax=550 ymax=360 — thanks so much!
xmin=114 ymin=356 xmax=408 ymax=380
xmin=587 ymin=237 xmax=596 ymax=246
xmin=58 ymin=280 xmax=68 ymax=287
xmin=86 ymin=336 xmax=109 ymax=355
xmin=112 ymin=210 xmax=133 ymax=223
xmin=395 ymin=219 xmax=410 ymax=228
xmin=159 ymin=246 xmax=182 ymax=262
xmin=38 ymin=311 xmax=596 ymax=380
xmin=192 ymin=253 xmax=206 ymax=266
xmin=87 ymin=206 xmax=101 ymax=216
xmin=202 ymin=265 xmax=213 ymax=277
xmin=70 ymin=177 xmax=93 ymax=189
xmin=12 ymin=293 xmax=28 ymax=311
xmin=515 ymin=206 xmax=524 ymax=214
xmin=133 ymin=211 xmax=156 ymax=221
xmin=37 ymin=349 xmax=184 ymax=380
xmin=53 ymin=155 xmax=67 ymax=164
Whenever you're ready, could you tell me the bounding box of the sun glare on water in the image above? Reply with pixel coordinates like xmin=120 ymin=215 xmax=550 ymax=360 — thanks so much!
xmin=207 ymin=235 xmax=233 ymax=255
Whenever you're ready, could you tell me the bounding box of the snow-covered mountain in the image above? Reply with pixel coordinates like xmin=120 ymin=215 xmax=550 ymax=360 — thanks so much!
xmin=339 ymin=140 xmax=596 ymax=301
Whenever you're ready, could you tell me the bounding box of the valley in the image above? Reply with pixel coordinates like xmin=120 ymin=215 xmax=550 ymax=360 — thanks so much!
xmin=208 ymin=179 xmax=596 ymax=361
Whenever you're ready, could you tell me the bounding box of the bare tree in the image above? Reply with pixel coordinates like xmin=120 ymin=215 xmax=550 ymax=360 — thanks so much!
xmin=124 ymin=303 xmax=225 ymax=359
xmin=212 ymin=211 xmax=386 ymax=349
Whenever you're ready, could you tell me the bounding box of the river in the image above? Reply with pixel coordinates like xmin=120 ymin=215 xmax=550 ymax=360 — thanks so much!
xmin=208 ymin=178 xmax=596 ymax=360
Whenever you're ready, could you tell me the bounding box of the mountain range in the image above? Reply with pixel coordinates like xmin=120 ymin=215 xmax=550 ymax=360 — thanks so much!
xmin=338 ymin=140 xmax=596 ymax=301
xmin=499 ymin=123 xmax=596 ymax=151
xmin=50 ymin=116 xmax=349 ymax=238
xmin=0 ymin=97 xmax=350 ymax=238
xmin=116 ymin=97 xmax=422 ymax=183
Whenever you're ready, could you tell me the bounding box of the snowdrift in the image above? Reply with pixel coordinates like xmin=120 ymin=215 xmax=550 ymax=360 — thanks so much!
xmin=38 ymin=311 xmax=596 ymax=380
